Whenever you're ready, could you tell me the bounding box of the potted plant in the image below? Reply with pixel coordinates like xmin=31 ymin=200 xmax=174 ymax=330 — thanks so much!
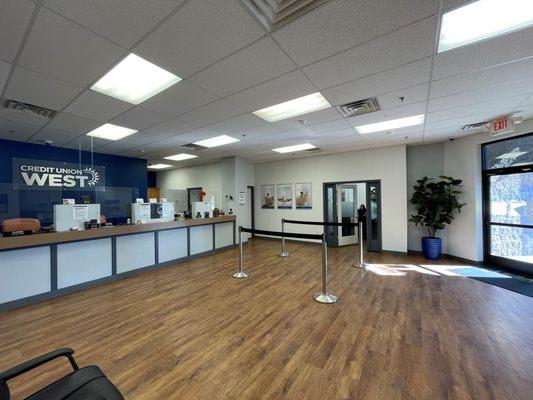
xmin=409 ymin=176 xmax=465 ymax=260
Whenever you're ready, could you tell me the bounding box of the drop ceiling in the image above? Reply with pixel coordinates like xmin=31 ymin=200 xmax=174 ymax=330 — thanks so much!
xmin=0 ymin=0 xmax=532 ymax=169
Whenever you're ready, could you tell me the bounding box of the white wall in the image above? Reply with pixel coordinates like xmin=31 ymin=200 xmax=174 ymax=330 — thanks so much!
xmin=406 ymin=143 xmax=446 ymax=252
xmin=158 ymin=162 xmax=222 ymax=208
xmin=254 ymin=146 xmax=408 ymax=253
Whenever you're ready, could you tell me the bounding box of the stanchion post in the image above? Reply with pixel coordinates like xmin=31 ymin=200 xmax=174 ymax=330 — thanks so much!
xmin=233 ymin=226 xmax=249 ymax=278
xmin=354 ymin=222 xmax=366 ymax=268
xmin=314 ymin=234 xmax=337 ymax=304
xmin=278 ymin=218 xmax=289 ymax=257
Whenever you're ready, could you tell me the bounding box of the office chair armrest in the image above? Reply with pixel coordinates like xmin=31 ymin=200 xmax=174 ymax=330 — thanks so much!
xmin=0 ymin=348 xmax=78 ymax=383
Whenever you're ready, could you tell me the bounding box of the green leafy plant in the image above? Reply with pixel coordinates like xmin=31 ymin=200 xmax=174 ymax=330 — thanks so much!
xmin=409 ymin=176 xmax=465 ymax=237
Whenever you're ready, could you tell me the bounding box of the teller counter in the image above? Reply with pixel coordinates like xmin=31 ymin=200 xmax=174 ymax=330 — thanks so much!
xmin=0 ymin=216 xmax=236 ymax=311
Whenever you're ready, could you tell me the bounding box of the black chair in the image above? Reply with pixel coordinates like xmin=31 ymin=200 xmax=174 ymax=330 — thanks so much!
xmin=0 ymin=348 xmax=124 ymax=399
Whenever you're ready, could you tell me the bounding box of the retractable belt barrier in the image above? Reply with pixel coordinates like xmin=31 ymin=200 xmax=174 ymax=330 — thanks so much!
xmin=278 ymin=219 xmax=366 ymax=269
xmin=233 ymin=226 xmax=337 ymax=304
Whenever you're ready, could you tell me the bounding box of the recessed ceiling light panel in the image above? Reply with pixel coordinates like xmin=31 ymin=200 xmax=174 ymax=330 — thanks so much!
xmin=148 ymin=164 xmax=173 ymax=169
xmin=355 ymin=115 xmax=425 ymax=134
xmin=86 ymin=123 xmax=137 ymax=140
xmin=438 ymin=0 xmax=533 ymax=53
xmin=272 ymin=143 xmax=316 ymax=153
xmin=91 ymin=53 xmax=181 ymax=104
xmin=164 ymin=153 xmax=198 ymax=161
xmin=253 ymin=92 xmax=331 ymax=122
xmin=193 ymin=135 xmax=240 ymax=148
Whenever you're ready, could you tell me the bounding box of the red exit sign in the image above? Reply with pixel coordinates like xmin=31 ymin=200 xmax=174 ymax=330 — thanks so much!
xmin=490 ymin=117 xmax=514 ymax=136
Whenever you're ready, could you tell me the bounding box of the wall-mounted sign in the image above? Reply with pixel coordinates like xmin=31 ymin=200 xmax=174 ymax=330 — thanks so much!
xmin=490 ymin=117 xmax=514 ymax=136
xmin=12 ymin=158 xmax=105 ymax=191
xmin=238 ymin=192 xmax=245 ymax=205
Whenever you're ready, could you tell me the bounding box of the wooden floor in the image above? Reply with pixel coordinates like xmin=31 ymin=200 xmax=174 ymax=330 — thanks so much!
xmin=1 ymin=238 xmax=532 ymax=399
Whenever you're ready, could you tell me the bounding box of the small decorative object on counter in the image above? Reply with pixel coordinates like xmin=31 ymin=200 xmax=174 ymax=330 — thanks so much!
xmin=199 ymin=191 xmax=207 ymax=201
xmin=213 ymin=208 xmax=221 ymax=217
xmin=196 ymin=211 xmax=202 ymax=219
xmin=228 ymin=208 xmax=234 ymax=215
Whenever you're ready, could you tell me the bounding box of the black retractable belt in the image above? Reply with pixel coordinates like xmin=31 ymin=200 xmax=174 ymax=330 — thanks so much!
xmin=240 ymin=227 xmax=322 ymax=241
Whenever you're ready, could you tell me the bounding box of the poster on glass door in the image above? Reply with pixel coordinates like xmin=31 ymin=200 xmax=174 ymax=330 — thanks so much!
xmin=261 ymin=184 xmax=275 ymax=209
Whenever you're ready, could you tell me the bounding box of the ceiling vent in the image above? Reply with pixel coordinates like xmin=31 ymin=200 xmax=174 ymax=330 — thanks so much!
xmin=240 ymin=0 xmax=331 ymax=31
xmin=181 ymin=143 xmax=207 ymax=151
xmin=304 ymin=147 xmax=321 ymax=153
xmin=336 ymin=98 xmax=380 ymax=118
xmin=460 ymin=121 xmax=489 ymax=133
xmin=1 ymin=98 xmax=56 ymax=120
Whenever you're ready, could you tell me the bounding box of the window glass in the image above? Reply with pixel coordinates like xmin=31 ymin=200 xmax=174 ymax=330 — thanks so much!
xmin=483 ymin=134 xmax=533 ymax=170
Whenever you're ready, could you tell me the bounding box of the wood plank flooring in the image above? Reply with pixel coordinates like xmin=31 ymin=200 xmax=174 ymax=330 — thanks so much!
xmin=1 ymin=238 xmax=532 ymax=399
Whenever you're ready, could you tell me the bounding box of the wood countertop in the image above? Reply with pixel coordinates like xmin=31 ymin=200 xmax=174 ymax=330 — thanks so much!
xmin=0 ymin=216 xmax=236 ymax=251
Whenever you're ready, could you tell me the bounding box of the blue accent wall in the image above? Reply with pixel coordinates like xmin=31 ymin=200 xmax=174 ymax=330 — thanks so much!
xmin=0 ymin=139 xmax=147 ymax=224
xmin=147 ymin=171 xmax=157 ymax=187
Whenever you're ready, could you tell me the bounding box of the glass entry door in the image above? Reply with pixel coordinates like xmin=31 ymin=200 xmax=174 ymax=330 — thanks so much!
xmin=337 ymin=184 xmax=358 ymax=246
xmin=483 ymin=133 xmax=532 ymax=275
xmin=485 ymin=169 xmax=532 ymax=273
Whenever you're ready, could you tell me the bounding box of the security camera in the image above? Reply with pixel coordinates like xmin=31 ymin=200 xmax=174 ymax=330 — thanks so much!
xmin=44 ymin=140 xmax=53 ymax=146
xmin=449 ymin=137 xmax=455 ymax=142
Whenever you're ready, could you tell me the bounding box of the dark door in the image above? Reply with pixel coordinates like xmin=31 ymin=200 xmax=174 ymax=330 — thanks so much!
xmin=247 ymin=186 xmax=255 ymax=236
xmin=366 ymin=181 xmax=382 ymax=252
xmin=187 ymin=187 xmax=202 ymax=212
xmin=323 ymin=183 xmax=338 ymax=246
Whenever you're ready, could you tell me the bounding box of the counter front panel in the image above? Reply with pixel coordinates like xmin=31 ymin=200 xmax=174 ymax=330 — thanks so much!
xmin=0 ymin=216 xmax=236 ymax=310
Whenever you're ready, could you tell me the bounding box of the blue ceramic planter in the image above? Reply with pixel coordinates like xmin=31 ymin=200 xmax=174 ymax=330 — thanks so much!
xmin=422 ymin=237 xmax=442 ymax=260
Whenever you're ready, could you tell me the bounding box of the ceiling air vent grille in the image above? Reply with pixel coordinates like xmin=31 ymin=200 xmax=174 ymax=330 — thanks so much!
xmin=336 ymin=98 xmax=380 ymax=118
xmin=1 ymin=98 xmax=56 ymax=120
xmin=240 ymin=0 xmax=331 ymax=31
xmin=305 ymin=147 xmax=321 ymax=153
xmin=181 ymin=143 xmax=207 ymax=151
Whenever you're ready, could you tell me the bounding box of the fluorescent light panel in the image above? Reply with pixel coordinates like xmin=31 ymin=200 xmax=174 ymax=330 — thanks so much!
xmin=438 ymin=0 xmax=533 ymax=53
xmin=273 ymin=143 xmax=316 ymax=153
xmin=164 ymin=153 xmax=198 ymax=161
xmin=355 ymin=115 xmax=425 ymax=134
xmin=253 ymin=92 xmax=331 ymax=122
xmin=148 ymin=164 xmax=173 ymax=169
xmin=91 ymin=53 xmax=181 ymax=104
xmin=86 ymin=123 xmax=137 ymax=140
xmin=193 ymin=135 xmax=240 ymax=148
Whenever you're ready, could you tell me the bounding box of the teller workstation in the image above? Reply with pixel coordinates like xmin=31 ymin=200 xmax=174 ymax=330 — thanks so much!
xmin=0 ymin=151 xmax=237 ymax=311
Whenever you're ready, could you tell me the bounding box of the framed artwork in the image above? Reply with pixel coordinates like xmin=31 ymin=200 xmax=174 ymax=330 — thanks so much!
xmin=261 ymin=184 xmax=275 ymax=209
xmin=276 ymin=183 xmax=293 ymax=209
xmin=295 ymin=182 xmax=312 ymax=209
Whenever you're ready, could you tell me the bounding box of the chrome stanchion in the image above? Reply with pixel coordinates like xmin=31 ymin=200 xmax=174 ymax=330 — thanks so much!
xmin=278 ymin=218 xmax=289 ymax=257
xmin=233 ymin=226 xmax=249 ymax=278
xmin=354 ymin=222 xmax=366 ymax=269
xmin=314 ymin=234 xmax=337 ymax=304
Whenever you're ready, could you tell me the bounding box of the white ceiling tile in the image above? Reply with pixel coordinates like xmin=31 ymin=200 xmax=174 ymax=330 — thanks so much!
xmin=522 ymin=95 xmax=533 ymax=107
xmin=43 ymin=0 xmax=183 ymax=48
xmin=238 ymin=124 xmax=283 ymax=139
xmin=189 ymin=37 xmax=296 ymax=96
xmin=110 ymin=107 xmax=168 ymax=130
xmin=322 ymin=58 xmax=432 ymax=106
xmin=179 ymin=99 xmax=244 ymax=127
xmin=433 ymin=27 xmax=533 ymax=80
xmin=4 ymin=67 xmax=82 ymax=110
xmin=443 ymin=0 xmax=471 ymax=11
xmin=0 ymin=0 xmax=35 ymax=62
xmin=0 ymin=60 xmax=11 ymax=93
xmin=135 ymin=0 xmax=264 ymax=77
xmin=345 ymin=101 xmax=427 ymax=128
xmin=140 ymin=80 xmax=218 ymax=117
xmin=19 ymin=8 xmax=124 ymax=87
xmin=0 ymin=108 xmax=48 ymax=128
xmin=64 ymin=90 xmax=132 ymax=122
xmin=377 ymin=84 xmax=429 ymax=110
xmin=292 ymin=126 xmax=356 ymax=139
xmin=0 ymin=118 xmax=46 ymax=141
xmin=273 ymin=107 xmax=343 ymax=130
xmin=206 ymin=114 xmax=264 ymax=133
xmin=31 ymin=112 xmax=101 ymax=145
xmin=430 ymin=56 xmax=533 ymax=99
xmin=174 ymin=127 xmax=223 ymax=142
xmin=61 ymin=135 xmax=110 ymax=151
xmin=303 ymin=17 xmax=437 ymax=89
xmin=428 ymin=79 xmax=533 ymax=113
xmin=142 ymin=117 xmax=197 ymax=138
xmin=426 ymin=96 xmax=527 ymax=123
xmin=272 ymin=0 xmax=437 ymax=66
xmin=226 ymin=70 xmax=316 ymax=112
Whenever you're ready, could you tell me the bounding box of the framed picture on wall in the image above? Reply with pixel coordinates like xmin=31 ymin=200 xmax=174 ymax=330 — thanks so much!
xmin=261 ymin=184 xmax=275 ymax=209
xmin=295 ymin=182 xmax=312 ymax=209
xmin=276 ymin=183 xmax=292 ymax=209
